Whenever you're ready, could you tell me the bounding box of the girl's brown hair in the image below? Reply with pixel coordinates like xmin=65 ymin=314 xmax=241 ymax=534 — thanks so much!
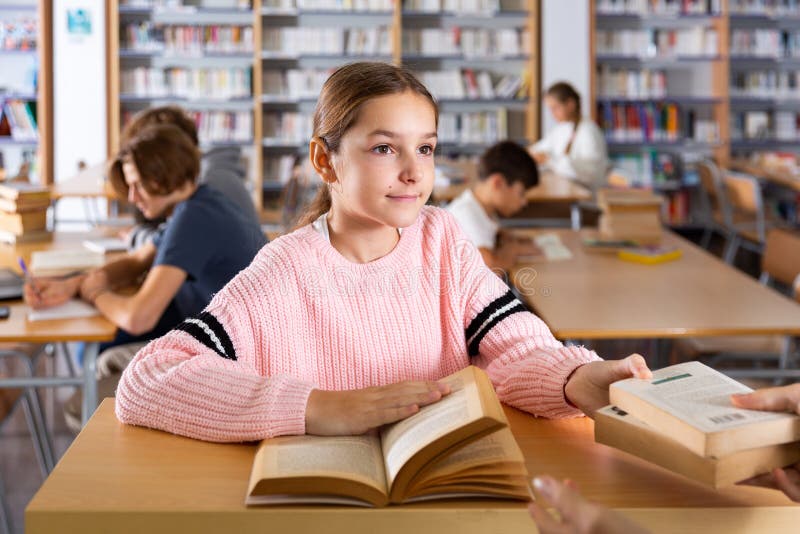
xmin=296 ymin=62 xmax=439 ymax=228
xmin=546 ymin=82 xmax=582 ymax=122
xmin=108 ymin=124 xmax=200 ymax=198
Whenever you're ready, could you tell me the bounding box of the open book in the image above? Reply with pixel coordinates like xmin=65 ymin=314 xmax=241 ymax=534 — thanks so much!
xmin=27 ymin=299 xmax=99 ymax=322
xmin=30 ymin=249 xmax=104 ymax=278
xmin=246 ymin=366 xmax=530 ymax=507
xmin=609 ymin=361 xmax=800 ymax=458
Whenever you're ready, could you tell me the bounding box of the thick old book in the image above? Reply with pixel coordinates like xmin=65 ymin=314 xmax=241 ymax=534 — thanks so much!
xmin=30 ymin=249 xmax=104 ymax=278
xmin=610 ymin=361 xmax=800 ymax=458
xmin=0 ymin=181 xmax=50 ymax=203
xmin=246 ymin=366 xmax=530 ymax=507
xmin=595 ymin=405 xmax=800 ymax=488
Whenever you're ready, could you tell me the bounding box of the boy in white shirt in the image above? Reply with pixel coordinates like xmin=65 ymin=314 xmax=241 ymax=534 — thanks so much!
xmin=447 ymin=141 xmax=540 ymax=272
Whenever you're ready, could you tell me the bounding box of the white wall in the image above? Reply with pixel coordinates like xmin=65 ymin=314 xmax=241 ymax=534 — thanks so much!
xmin=540 ymin=0 xmax=591 ymax=135
xmin=53 ymin=0 xmax=107 ymax=227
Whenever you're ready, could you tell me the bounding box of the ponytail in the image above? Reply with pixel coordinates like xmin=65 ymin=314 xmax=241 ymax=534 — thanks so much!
xmin=295 ymin=185 xmax=331 ymax=229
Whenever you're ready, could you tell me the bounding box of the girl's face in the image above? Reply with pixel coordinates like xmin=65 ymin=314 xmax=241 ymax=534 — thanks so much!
xmin=545 ymin=95 xmax=576 ymax=123
xmin=328 ymin=90 xmax=437 ymax=230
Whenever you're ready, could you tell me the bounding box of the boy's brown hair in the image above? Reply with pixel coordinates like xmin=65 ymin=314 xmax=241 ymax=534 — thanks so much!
xmin=121 ymin=106 xmax=199 ymax=146
xmin=477 ymin=141 xmax=539 ymax=190
xmin=108 ymin=124 xmax=200 ymax=198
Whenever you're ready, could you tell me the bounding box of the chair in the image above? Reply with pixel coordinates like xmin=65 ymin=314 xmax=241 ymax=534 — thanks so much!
xmin=695 ymin=159 xmax=734 ymax=250
xmin=721 ymin=171 xmax=785 ymax=264
xmin=673 ymin=228 xmax=800 ymax=381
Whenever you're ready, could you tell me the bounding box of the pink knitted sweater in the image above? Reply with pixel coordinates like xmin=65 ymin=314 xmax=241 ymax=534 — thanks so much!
xmin=115 ymin=206 xmax=601 ymax=442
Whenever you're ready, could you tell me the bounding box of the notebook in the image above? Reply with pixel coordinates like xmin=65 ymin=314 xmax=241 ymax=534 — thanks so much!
xmin=27 ymin=299 xmax=99 ymax=322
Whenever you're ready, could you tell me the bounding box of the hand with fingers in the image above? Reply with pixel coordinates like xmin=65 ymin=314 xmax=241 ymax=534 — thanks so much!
xmin=305 ymin=380 xmax=451 ymax=436
xmin=528 ymin=476 xmax=649 ymax=534
xmin=23 ymin=275 xmax=84 ymax=309
xmin=731 ymin=383 xmax=800 ymax=502
xmin=564 ymin=354 xmax=653 ymax=418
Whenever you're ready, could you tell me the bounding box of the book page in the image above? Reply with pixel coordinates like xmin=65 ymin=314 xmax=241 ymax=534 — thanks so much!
xmin=612 ymin=361 xmax=797 ymax=434
xmin=380 ymin=371 xmax=483 ymax=485
xmin=251 ymin=434 xmax=387 ymax=494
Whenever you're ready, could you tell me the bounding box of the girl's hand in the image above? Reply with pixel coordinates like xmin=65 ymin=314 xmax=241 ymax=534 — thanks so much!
xmin=305 ymin=380 xmax=451 ymax=435
xmin=23 ymin=276 xmax=83 ymax=309
xmin=563 ymin=354 xmax=652 ymax=418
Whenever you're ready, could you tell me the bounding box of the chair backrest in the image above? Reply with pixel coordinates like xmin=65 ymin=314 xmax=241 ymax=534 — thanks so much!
xmin=723 ymin=171 xmax=766 ymax=241
xmin=696 ymin=159 xmax=727 ymax=225
xmin=762 ymin=228 xmax=800 ymax=290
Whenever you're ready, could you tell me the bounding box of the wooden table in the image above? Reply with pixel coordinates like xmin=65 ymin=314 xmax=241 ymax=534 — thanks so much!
xmin=511 ymin=229 xmax=800 ymax=340
xmin=730 ymin=159 xmax=800 ymax=193
xmin=435 ymin=172 xmax=592 ymax=230
xmin=0 ymin=232 xmax=117 ymax=426
xmin=25 ymin=399 xmax=799 ymax=533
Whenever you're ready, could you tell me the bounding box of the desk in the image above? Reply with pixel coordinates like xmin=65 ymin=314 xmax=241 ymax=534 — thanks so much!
xmin=434 ymin=172 xmax=592 ymax=230
xmin=511 ymin=229 xmax=800 ymax=340
xmin=0 ymin=232 xmax=117 ymax=426
xmin=729 ymin=159 xmax=800 ymax=193
xmin=25 ymin=400 xmax=799 ymax=533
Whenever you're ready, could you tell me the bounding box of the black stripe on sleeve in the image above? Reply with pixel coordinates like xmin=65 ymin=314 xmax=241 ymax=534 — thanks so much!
xmin=174 ymin=321 xmax=233 ymax=360
xmin=465 ymin=289 xmax=518 ymax=341
xmin=467 ymin=302 xmax=528 ymax=357
xmin=198 ymin=311 xmax=236 ymax=361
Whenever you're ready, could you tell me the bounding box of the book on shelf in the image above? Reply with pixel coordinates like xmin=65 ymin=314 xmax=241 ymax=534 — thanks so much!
xmin=608 ymin=361 xmax=800 ymax=459
xmin=595 ymin=405 xmax=800 ymax=488
xmin=29 ymin=249 xmax=105 ymax=278
xmin=0 ymin=100 xmax=38 ymax=142
xmin=246 ymin=366 xmax=530 ymax=507
xmin=596 ymin=0 xmax=721 ymax=15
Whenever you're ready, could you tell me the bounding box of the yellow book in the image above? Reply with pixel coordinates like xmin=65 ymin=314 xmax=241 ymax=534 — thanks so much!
xmin=617 ymin=246 xmax=682 ymax=264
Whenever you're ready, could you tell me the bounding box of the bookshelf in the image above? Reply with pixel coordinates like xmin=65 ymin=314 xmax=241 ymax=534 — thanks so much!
xmin=0 ymin=0 xmax=53 ymax=186
xmin=591 ymin=0 xmax=730 ymax=227
xmin=107 ymin=0 xmax=540 ymax=219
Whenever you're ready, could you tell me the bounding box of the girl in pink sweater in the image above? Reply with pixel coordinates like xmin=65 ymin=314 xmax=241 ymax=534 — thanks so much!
xmin=115 ymin=62 xmax=651 ymax=442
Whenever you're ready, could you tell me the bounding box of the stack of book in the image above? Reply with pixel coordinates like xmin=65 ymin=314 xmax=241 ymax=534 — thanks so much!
xmin=597 ymin=362 xmax=800 ymax=488
xmin=597 ymin=188 xmax=664 ymax=245
xmin=0 ymin=182 xmax=51 ymax=244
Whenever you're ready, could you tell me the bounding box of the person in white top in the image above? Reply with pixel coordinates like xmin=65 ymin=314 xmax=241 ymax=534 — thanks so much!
xmin=530 ymin=82 xmax=609 ymax=188
xmin=447 ymin=141 xmax=540 ymax=272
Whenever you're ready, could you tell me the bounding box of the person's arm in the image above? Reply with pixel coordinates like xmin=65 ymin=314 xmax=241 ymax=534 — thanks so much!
xmin=451 ymin=216 xmax=650 ymax=418
xmin=114 ymin=248 xmax=451 ymax=442
xmin=78 ymin=243 xmax=184 ymax=335
xmin=731 ymin=384 xmax=800 ymax=502
xmin=566 ymin=122 xmax=609 ymax=185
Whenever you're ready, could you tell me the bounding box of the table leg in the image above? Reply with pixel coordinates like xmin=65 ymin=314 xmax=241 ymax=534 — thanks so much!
xmin=81 ymin=342 xmax=99 ymax=427
xmin=570 ymin=203 xmax=581 ymax=230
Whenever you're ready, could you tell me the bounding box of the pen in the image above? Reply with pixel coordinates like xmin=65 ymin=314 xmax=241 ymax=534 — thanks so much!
xmin=18 ymin=257 xmax=42 ymax=299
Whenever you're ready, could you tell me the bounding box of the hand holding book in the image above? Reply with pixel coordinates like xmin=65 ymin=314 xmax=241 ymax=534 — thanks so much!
xmin=564 ymin=353 xmax=652 ymax=418
xmin=732 ymin=383 xmax=800 ymax=502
